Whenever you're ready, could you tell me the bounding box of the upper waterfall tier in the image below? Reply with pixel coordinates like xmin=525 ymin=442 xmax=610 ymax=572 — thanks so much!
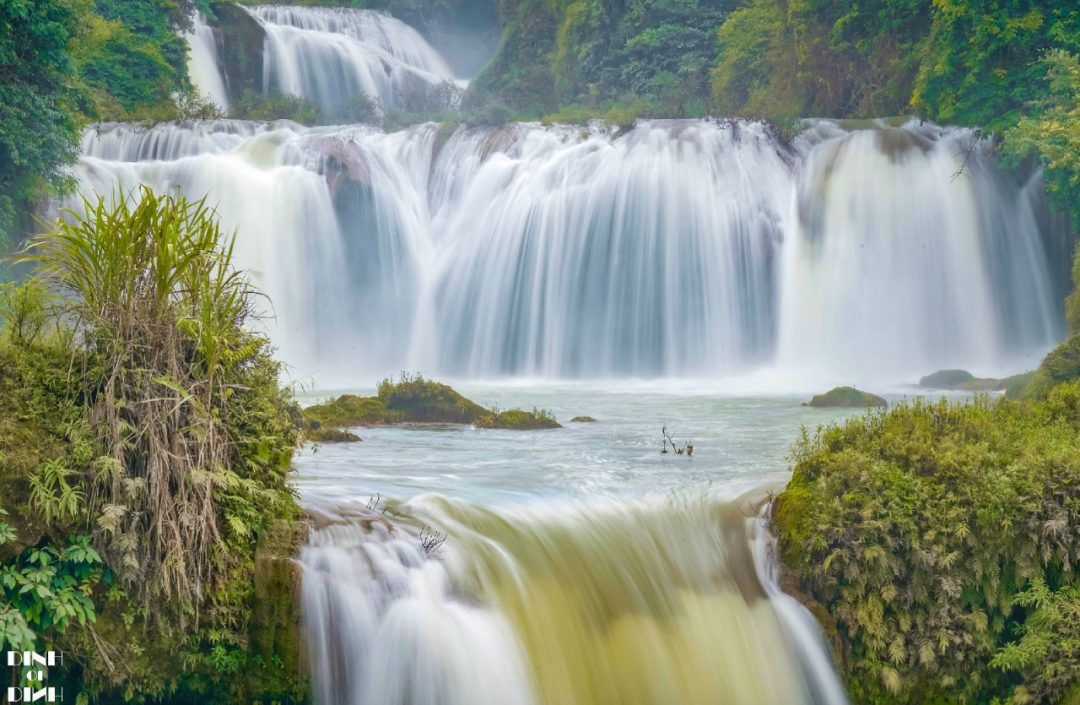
xmin=74 ymin=118 xmax=1065 ymax=383
xmin=184 ymin=12 xmax=231 ymax=110
xmin=248 ymin=5 xmax=459 ymax=112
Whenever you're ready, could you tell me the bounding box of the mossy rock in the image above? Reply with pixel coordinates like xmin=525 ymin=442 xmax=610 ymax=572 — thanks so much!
xmin=247 ymin=519 xmax=311 ymax=702
xmin=919 ymin=369 xmax=1003 ymax=391
xmin=206 ymin=1 xmax=265 ymax=107
xmin=475 ymin=409 xmax=562 ymax=430
xmin=307 ymin=427 xmax=362 ymax=443
xmin=301 ymin=375 xmax=490 ymax=427
xmin=378 ymin=375 xmax=489 ymax=423
xmin=919 ymin=369 xmax=975 ymax=388
xmin=570 ymin=416 xmax=597 ymax=422
xmin=804 ymin=386 xmax=887 ymax=408
xmin=302 ymin=394 xmax=393 ymax=427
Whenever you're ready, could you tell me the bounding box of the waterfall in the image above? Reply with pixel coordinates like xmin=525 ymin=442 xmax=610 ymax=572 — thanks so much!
xmin=184 ymin=13 xmax=231 ymax=110
xmin=72 ymin=117 xmax=1065 ymax=381
xmin=300 ymin=492 xmax=848 ymax=705
xmin=75 ymin=120 xmax=358 ymax=373
xmin=248 ymin=5 xmax=460 ymax=113
xmin=778 ymin=121 xmax=1061 ymax=378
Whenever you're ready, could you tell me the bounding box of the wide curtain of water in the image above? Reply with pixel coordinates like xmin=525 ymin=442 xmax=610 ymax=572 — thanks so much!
xmin=76 ymin=118 xmax=1063 ymax=383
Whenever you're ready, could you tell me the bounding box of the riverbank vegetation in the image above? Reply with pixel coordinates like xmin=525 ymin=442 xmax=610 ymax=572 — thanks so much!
xmin=0 ymin=188 xmax=306 ymax=703
xmin=778 ymin=384 xmax=1080 ymax=704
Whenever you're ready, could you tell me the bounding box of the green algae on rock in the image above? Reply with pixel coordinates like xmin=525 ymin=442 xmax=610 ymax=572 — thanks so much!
xmin=919 ymin=369 xmax=1004 ymax=391
xmin=474 ymin=407 xmax=562 ymax=430
xmin=804 ymin=386 xmax=887 ymax=408
xmin=301 ymin=374 xmax=563 ymax=430
xmin=307 ymin=426 xmax=362 ymax=443
xmin=302 ymin=373 xmax=489 ymax=427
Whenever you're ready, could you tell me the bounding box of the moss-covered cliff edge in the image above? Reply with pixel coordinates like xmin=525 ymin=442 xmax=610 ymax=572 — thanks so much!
xmin=774 ymin=386 xmax=1080 ymax=704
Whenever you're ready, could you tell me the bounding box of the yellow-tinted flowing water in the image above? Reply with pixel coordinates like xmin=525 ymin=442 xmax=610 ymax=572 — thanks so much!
xmin=302 ymin=490 xmax=847 ymax=705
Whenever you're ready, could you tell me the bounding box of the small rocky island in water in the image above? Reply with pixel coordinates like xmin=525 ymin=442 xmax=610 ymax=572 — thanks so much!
xmin=296 ymin=373 xmax=561 ymax=442
xmin=803 ymin=386 xmax=888 ymax=408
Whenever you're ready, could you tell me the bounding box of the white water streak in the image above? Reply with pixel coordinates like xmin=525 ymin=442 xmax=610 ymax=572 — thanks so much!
xmin=184 ymin=13 xmax=231 ymax=110
xmin=249 ymin=5 xmax=459 ymax=112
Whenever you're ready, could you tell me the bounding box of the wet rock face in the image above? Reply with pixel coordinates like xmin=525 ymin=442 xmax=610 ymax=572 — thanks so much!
xmin=248 ymin=519 xmax=311 ymax=701
xmin=206 ymin=1 xmax=265 ymax=106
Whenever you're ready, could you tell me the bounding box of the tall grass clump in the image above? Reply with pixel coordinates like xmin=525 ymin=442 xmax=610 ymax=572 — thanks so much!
xmin=16 ymin=185 xmax=289 ymax=624
xmin=776 ymin=389 xmax=1080 ymax=704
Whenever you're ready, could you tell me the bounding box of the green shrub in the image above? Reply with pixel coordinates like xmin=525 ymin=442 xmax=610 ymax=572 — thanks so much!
xmin=232 ymin=88 xmax=323 ymax=125
xmin=376 ymin=371 xmax=489 ymax=423
xmin=1 ymin=186 xmax=304 ymax=701
xmin=777 ymin=388 xmax=1080 ymax=704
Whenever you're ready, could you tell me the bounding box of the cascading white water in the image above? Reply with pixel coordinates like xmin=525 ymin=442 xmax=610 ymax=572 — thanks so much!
xmin=72 ymin=117 xmax=1065 ymax=382
xmin=779 ymin=121 xmax=1061 ymax=378
xmin=76 ymin=120 xmax=359 ymax=373
xmin=248 ymin=5 xmax=459 ymax=113
xmin=300 ymin=491 xmax=848 ymax=705
xmin=184 ymin=13 xmax=231 ymax=110
xmin=420 ymin=122 xmax=789 ymax=377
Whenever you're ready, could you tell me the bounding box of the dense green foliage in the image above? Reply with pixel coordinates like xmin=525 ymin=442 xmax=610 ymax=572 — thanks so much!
xmin=0 ymin=0 xmax=91 ymax=253
xmin=78 ymin=0 xmax=189 ymax=114
xmin=709 ymin=0 xmax=1080 ymax=230
xmin=0 ymin=0 xmax=214 ymax=253
xmin=777 ymin=388 xmax=1080 ymax=704
xmin=1001 ymin=49 xmax=1080 ymax=230
xmin=469 ymin=0 xmax=738 ymax=119
xmin=711 ymin=0 xmax=1080 ymax=126
xmin=0 ymin=190 xmax=305 ymax=702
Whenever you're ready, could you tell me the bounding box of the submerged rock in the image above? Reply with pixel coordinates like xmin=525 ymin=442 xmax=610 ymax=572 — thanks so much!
xmin=919 ymin=369 xmax=1004 ymax=391
xmin=570 ymin=416 xmax=597 ymax=422
xmin=804 ymin=387 xmax=887 ymax=408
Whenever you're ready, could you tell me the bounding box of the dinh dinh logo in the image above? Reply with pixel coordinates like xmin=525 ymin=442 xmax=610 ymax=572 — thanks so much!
xmin=6 ymin=651 xmax=64 ymax=702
